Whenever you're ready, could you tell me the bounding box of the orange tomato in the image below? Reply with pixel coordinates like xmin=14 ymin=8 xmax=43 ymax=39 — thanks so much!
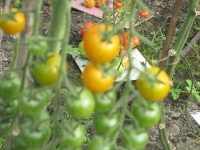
xmin=84 ymin=0 xmax=95 ymax=8
xmin=82 ymin=62 xmax=115 ymax=93
xmin=121 ymin=32 xmax=140 ymax=49
xmin=95 ymin=0 xmax=106 ymax=8
xmin=0 ymin=8 xmax=25 ymax=34
xmin=83 ymin=24 xmax=120 ymax=64
xmin=81 ymin=22 xmax=94 ymax=37
xmin=120 ymin=50 xmax=129 ymax=68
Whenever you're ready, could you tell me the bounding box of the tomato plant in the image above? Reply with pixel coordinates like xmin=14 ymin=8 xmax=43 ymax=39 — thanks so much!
xmin=64 ymin=88 xmax=95 ymax=119
xmin=93 ymin=90 xmax=116 ymax=113
xmin=93 ymin=113 xmax=120 ymax=136
xmin=121 ymin=32 xmax=140 ymax=49
xmin=83 ymin=24 xmax=120 ymax=64
xmin=0 ymin=8 xmax=25 ymax=34
xmin=81 ymin=22 xmax=94 ymax=38
xmin=88 ymin=136 xmax=113 ymax=150
xmin=95 ymin=0 xmax=106 ymax=8
xmin=60 ymin=121 xmax=85 ymax=148
xmin=0 ymin=72 xmax=21 ymax=99
xmin=131 ymin=101 xmax=161 ymax=128
xmin=114 ymin=1 xmax=123 ymax=8
xmin=139 ymin=10 xmax=149 ymax=18
xmin=27 ymin=36 xmax=47 ymax=56
xmin=136 ymin=67 xmax=171 ymax=101
xmin=32 ymin=53 xmax=66 ymax=85
xmin=121 ymin=126 xmax=149 ymax=150
xmin=78 ymin=41 xmax=88 ymax=58
xmin=84 ymin=0 xmax=95 ymax=8
xmin=18 ymin=89 xmax=52 ymax=116
xmin=112 ymin=57 xmax=125 ymax=74
xmin=82 ymin=62 xmax=115 ymax=93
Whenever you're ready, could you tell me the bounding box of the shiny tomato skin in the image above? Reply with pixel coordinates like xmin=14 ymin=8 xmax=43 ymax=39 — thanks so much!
xmin=139 ymin=11 xmax=149 ymax=18
xmin=131 ymin=101 xmax=161 ymax=128
xmin=84 ymin=0 xmax=95 ymax=8
xmin=93 ymin=113 xmax=120 ymax=136
xmin=82 ymin=62 xmax=115 ymax=93
xmin=65 ymin=88 xmax=95 ymax=119
xmin=95 ymin=0 xmax=106 ymax=8
xmin=81 ymin=22 xmax=94 ymax=38
xmin=114 ymin=1 xmax=123 ymax=8
xmin=136 ymin=67 xmax=171 ymax=101
xmin=32 ymin=53 xmax=66 ymax=85
xmin=83 ymin=24 xmax=120 ymax=64
xmin=121 ymin=32 xmax=140 ymax=49
xmin=0 ymin=72 xmax=21 ymax=99
xmin=121 ymin=126 xmax=149 ymax=150
xmin=60 ymin=121 xmax=86 ymax=148
xmin=0 ymin=8 xmax=25 ymax=34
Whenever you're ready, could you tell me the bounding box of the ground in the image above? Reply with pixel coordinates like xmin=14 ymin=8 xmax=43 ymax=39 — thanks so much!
xmin=0 ymin=0 xmax=200 ymax=149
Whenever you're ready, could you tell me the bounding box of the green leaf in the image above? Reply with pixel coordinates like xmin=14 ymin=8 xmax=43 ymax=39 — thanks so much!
xmin=63 ymin=45 xmax=81 ymax=56
xmin=170 ymin=88 xmax=182 ymax=100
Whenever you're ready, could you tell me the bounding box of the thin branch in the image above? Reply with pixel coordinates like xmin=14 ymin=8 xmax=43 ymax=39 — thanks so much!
xmin=180 ymin=31 xmax=200 ymax=59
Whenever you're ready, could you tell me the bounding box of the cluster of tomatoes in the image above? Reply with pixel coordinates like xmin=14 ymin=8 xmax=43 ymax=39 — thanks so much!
xmin=84 ymin=0 xmax=124 ymax=9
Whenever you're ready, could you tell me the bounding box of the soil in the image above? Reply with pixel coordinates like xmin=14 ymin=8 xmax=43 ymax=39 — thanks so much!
xmin=1 ymin=0 xmax=200 ymax=150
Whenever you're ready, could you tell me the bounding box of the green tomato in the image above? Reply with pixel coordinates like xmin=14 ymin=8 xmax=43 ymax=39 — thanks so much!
xmin=27 ymin=36 xmax=47 ymax=56
xmin=78 ymin=41 xmax=88 ymax=59
xmin=93 ymin=91 xmax=116 ymax=113
xmin=0 ymin=72 xmax=21 ymax=100
xmin=121 ymin=126 xmax=149 ymax=150
xmin=131 ymin=101 xmax=161 ymax=128
xmin=13 ymin=0 xmax=22 ymax=8
xmin=20 ymin=110 xmax=51 ymax=148
xmin=0 ymin=99 xmax=18 ymax=117
xmin=60 ymin=121 xmax=85 ymax=148
xmin=88 ymin=136 xmax=113 ymax=150
xmin=18 ymin=88 xmax=52 ymax=116
xmin=32 ymin=53 xmax=67 ymax=85
xmin=93 ymin=113 xmax=120 ymax=136
xmin=64 ymin=88 xmax=95 ymax=119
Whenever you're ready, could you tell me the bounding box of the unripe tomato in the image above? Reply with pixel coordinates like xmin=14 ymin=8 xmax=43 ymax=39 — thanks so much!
xmin=84 ymin=24 xmax=120 ymax=64
xmin=0 ymin=8 xmax=25 ymax=34
xmin=121 ymin=32 xmax=140 ymax=49
xmin=81 ymin=22 xmax=94 ymax=38
xmin=136 ymin=67 xmax=171 ymax=101
xmin=32 ymin=53 xmax=67 ymax=85
xmin=84 ymin=0 xmax=95 ymax=8
xmin=139 ymin=10 xmax=149 ymax=18
xmin=82 ymin=62 xmax=115 ymax=93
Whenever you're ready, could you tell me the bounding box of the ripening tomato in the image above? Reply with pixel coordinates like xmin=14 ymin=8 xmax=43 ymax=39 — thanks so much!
xmin=114 ymin=1 xmax=123 ymax=8
xmin=32 ymin=53 xmax=67 ymax=85
xmin=84 ymin=24 xmax=120 ymax=64
xmin=139 ymin=10 xmax=149 ymax=18
xmin=95 ymin=0 xmax=106 ymax=8
xmin=0 ymin=8 xmax=25 ymax=34
xmin=84 ymin=0 xmax=95 ymax=8
xmin=121 ymin=32 xmax=140 ymax=49
xmin=120 ymin=50 xmax=129 ymax=68
xmin=136 ymin=67 xmax=171 ymax=101
xmin=81 ymin=22 xmax=94 ymax=38
xmin=82 ymin=62 xmax=115 ymax=93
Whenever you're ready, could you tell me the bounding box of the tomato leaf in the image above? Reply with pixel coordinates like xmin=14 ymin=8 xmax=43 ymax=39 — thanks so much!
xmin=63 ymin=45 xmax=81 ymax=55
